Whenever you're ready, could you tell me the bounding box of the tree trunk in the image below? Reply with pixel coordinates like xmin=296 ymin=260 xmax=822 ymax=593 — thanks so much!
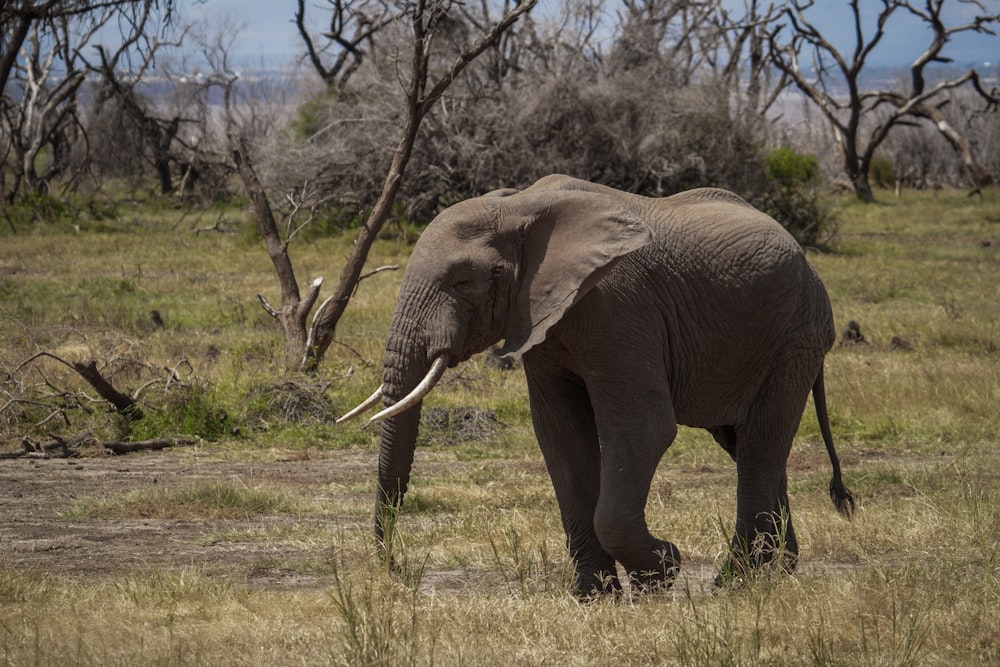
xmin=230 ymin=133 xmax=321 ymax=365
xmin=302 ymin=113 xmax=421 ymax=371
xmin=154 ymin=157 xmax=173 ymax=195
xmin=851 ymin=173 xmax=875 ymax=203
xmin=0 ymin=15 xmax=32 ymax=94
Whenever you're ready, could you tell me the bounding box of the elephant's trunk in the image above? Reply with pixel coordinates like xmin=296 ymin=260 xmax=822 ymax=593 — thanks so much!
xmin=373 ymin=341 xmax=421 ymax=541
xmin=367 ymin=276 xmax=462 ymax=548
xmin=375 ymin=401 xmax=422 ymax=546
xmin=372 ymin=293 xmax=448 ymax=547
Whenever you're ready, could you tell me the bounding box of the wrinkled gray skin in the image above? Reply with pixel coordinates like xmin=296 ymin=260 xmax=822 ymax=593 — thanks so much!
xmin=371 ymin=174 xmax=853 ymax=597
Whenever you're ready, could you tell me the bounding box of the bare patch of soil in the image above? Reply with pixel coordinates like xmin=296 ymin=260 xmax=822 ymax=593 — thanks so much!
xmin=0 ymin=451 xmax=376 ymax=589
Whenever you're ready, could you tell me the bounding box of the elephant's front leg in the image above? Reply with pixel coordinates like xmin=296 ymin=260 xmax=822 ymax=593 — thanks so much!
xmin=589 ymin=377 xmax=681 ymax=594
xmin=525 ymin=368 xmax=619 ymax=599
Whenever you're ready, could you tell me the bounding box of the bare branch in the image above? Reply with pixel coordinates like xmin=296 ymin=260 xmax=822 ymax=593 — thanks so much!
xmin=358 ymin=264 xmax=400 ymax=282
xmin=34 ymin=410 xmax=71 ymax=428
xmin=766 ymin=0 xmax=1000 ymax=200
xmin=230 ymin=133 xmax=303 ymax=310
xmin=257 ymin=294 xmax=281 ymax=319
xmin=70 ymin=360 xmax=142 ymax=417
xmin=295 ymin=0 xmax=401 ymax=93
xmin=12 ymin=351 xmax=77 ymax=376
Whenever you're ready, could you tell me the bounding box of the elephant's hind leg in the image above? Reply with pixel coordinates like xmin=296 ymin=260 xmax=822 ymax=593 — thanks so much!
xmin=525 ymin=367 xmax=619 ymax=599
xmin=718 ymin=378 xmax=810 ymax=585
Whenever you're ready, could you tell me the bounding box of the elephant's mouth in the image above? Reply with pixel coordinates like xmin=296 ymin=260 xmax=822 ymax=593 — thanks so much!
xmin=336 ymin=354 xmax=450 ymax=425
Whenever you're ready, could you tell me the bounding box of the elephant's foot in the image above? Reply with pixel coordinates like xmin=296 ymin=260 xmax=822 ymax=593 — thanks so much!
xmin=571 ymin=567 xmax=623 ymax=601
xmin=624 ymin=540 xmax=681 ymax=595
xmin=571 ymin=550 xmax=622 ymax=600
xmin=714 ymin=533 xmax=798 ymax=588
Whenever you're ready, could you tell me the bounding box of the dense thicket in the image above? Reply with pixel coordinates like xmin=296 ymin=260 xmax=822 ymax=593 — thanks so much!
xmin=259 ymin=2 xmax=835 ymax=245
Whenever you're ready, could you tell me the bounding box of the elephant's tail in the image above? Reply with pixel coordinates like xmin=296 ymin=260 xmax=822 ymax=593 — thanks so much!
xmin=813 ymin=366 xmax=856 ymax=519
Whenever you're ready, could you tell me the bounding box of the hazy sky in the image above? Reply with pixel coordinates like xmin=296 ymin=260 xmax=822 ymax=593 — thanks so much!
xmin=182 ymin=0 xmax=998 ymax=69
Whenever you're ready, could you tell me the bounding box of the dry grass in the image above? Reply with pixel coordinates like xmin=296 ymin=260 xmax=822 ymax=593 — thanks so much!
xmin=1 ymin=189 xmax=998 ymax=665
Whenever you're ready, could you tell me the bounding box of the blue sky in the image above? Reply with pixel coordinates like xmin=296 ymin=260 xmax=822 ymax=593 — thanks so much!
xmin=183 ymin=0 xmax=998 ymax=68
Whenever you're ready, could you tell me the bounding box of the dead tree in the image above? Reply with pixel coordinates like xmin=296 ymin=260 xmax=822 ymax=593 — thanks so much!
xmin=0 ymin=1 xmax=176 ymax=200
xmin=295 ymin=0 xmax=400 ymax=95
xmin=229 ymin=134 xmax=328 ymax=365
xmin=91 ymin=35 xmax=187 ymax=195
xmin=233 ymin=0 xmax=537 ymax=370
xmin=304 ymin=0 xmax=538 ymax=370
xmin=767 ymin=0 xmax=1000 ymax=202
xmin=717 ymin=0 xmax=790 ymax=118
xmin=12 ymin=351 xmax=144 ymax=420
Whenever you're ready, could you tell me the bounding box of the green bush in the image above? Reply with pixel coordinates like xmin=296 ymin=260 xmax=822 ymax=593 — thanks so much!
xmin=122 ymin=383 xmax=232 ymax=441
xmin=763 ymin=146 xmax=821 ymax=187
xmin=756 ymin=146 xmax=836 ymax=248
xmin=1 ymin=193 xmax=74 ymax=232
xmin=869 ymin=155 xmax=896 ymax=189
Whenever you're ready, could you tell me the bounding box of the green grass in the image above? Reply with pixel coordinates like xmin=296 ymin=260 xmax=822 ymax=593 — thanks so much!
xmin=61 ymin=480 xmax=302 ymax=520
xmin=1 ymin=188 xmax=998 ymax=665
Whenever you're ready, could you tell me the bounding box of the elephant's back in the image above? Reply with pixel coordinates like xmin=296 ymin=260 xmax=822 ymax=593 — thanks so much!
xmin=664 ymin=187 xmax=754 ymax=209
xmin=645 ymin=190 xmax=804 ymax=278
xmin=621 ymin=190 xmax=833 ymax=349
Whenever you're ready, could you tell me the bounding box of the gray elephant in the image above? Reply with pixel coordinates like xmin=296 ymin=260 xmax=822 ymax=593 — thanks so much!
xmin=339 ymin=174 xmax=854 ymax=598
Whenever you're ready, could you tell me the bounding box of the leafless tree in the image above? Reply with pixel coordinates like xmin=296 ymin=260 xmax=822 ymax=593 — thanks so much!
xmin=767 ymin=0 xmax=1000 ymax=202
xmin=88 ymin=19 xmax=243 ymax=198
xmin=233 ymin=0 xmax=537 ymax=369
xmin=609 ymin=0 xmax=723 ymax=83
xmin=0 ymin=0 xmax=176 ymax=201
xmin=714 ymin=0 xmax=790 ymax=118
xmin=295 ymin=0 xmax=401 ymax=95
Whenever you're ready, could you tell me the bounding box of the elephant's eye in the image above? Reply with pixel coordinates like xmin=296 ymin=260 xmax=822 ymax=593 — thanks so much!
xmin=448 ymin=271 xmax=480 ymax=298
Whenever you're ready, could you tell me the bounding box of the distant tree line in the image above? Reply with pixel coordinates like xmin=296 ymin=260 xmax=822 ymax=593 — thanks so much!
xmin=2 ymin=0 xmax=998 ymax=218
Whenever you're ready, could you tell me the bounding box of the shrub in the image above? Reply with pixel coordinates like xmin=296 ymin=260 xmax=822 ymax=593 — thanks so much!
xmin=122 ymin=383 xmax=232 ymax=441
xmin=757 ymin=146 xmax=837 ymax=247
xmin=764 ymin=146 xmax=821 ymax=187
xmin=869 ymin=155 xmax=896 ymax=189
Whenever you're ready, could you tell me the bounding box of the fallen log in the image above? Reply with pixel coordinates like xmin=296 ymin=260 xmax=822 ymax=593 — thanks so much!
xmin=103 ymin=438 xmax=195 ymax=455
xmin=1 ymin=433 xmax=195 ymax=459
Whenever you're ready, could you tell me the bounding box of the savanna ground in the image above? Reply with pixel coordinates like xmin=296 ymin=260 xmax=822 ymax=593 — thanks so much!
xmin=1 ymin=189 xmax=998 ymax=665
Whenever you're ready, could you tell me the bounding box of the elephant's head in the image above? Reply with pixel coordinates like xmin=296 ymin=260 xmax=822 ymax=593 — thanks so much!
xmin=338 ymin=186 xmax=653 ymax=544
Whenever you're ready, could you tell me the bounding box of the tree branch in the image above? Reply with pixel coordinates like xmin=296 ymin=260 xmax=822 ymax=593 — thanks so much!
xmin=71 ymin=360 xmax=142 ymax=418
xmin=230 ymin=132 xmax=302 ymax=310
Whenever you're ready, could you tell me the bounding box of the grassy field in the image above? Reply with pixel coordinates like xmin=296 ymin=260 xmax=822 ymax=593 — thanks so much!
xmin=1 ymin=189 xmax=998 ymax=665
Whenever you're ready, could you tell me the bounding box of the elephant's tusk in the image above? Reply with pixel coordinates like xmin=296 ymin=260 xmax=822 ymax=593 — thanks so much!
xmin=367 ymin=356 xmax=449 ymax=425
xmin=335 ymin=385 xmax=384 ymax=424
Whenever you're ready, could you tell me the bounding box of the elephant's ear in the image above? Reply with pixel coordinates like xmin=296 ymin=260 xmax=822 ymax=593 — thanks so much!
xmin=497 ymin=190 xmax=653 ymax=360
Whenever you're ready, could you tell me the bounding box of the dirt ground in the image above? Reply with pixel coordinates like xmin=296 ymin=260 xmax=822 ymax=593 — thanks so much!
xmin=0 ymin=449 xmax=383 ymax=589
xmin=5 ymin=442 xmax=863 ymax=596
xmin=1 ymin=448 xmax=734 ymax=596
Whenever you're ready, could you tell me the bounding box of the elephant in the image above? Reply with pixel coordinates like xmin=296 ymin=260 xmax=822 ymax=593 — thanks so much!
xmin=339 ymin=174 xmax=855 ymax=598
